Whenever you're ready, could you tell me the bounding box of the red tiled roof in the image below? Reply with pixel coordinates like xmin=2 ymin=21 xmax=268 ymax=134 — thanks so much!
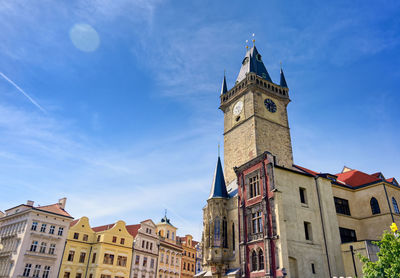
xmin=92 ymin=223 xmax=115 ymax=232
xmin=336 ymin=170 xmax=380 ymax=187
xmin=293 ymin=164 xmax=319 ymax=176
xmin=192 ymin=240 xmax=199 ymax=247
xmin=126 ymin=224 xmax=141 ymax=238
xmin=70 ymin=219 xmax=79 ymax=227
xmin=35 ymin=204 xmax=72 ymax=218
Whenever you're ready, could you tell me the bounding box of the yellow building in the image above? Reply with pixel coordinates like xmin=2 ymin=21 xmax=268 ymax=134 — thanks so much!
xmin=177 ymin=235 xmax=196 ymax=278
xmin=59 ymin=217 xmax=134 ymax=278
xmin=156 ymin=216 xmax=182 ymax=278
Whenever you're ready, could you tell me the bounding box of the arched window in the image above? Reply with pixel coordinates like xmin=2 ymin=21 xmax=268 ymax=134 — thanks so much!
xmin=222 ymin=217 xmax=228 ymax=248
xmin=251 ymin=250 xmax=257 ymax=271
xmin=232 ymin=223 xmax=235 ymax=251
xmin=258 ymin=249 xmax=264 ymax=270
xmin=393 ymin=197 xmax=400 ymax=214
xmin=370 ymin=197 xmax=381 ymax=215
xmin=214 ymin=217 xmax=221 ymax=247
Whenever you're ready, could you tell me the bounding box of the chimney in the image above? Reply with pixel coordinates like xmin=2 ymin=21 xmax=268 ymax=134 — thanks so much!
xmin=26 ymin=200 xmax=34 ymax=206
xmin=58 ymin=198 xmax=67 ymax=209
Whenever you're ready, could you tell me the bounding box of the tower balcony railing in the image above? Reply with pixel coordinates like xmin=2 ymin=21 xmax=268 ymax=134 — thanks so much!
xmin=220 ymin=73 xmax=289 ymax=105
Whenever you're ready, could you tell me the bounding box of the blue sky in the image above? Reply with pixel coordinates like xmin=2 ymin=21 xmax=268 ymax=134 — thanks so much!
xmin=0 ymin=0 xmax=399 ymax=239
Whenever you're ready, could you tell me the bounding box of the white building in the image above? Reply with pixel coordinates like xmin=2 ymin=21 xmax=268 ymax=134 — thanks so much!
xmin=0 ymin=198 xmax=73 ymax=278
xmin=128 ymin=219 xmax=159 ymax=278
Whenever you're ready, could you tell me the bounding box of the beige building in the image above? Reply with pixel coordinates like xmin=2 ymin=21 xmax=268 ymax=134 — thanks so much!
xmin=129 ymin=219 xmax=159 ymax=278
xmin=0 ymin=198 xmax=73 ymax=278
xmin=177 ymin=235 xmax=196 ymax=278
xmin=156 ymin=216 xmax=182 ymax=278
xmin=199 ymin=44 xmax=398 ymax=278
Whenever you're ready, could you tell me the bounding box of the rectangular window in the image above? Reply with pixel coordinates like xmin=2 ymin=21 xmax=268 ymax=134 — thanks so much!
xmin=30 ymin=240 xmax=38 ymax=252
xmin=117 ymin=256 xmax=127 ymax=267
xmin=334 ymin=197 xmax=351 ymax=215
xmin=304 ymin=222 xmax=312 ymax=241
xmin=92 ymin=253 xmax=97 ymax=263
xmin=40 ymin=224 xmax=47 ymax=233
xmin=49 ymin=225 xmax=55 ymax=234
xmin=299 ymin=188 xmax=307 ymax=204
xmin=249 ymin=174 xmax=260 ymax=198
xmin=103 ymin=253 xmax=114 ymax=265
xmin=42 ymin=266 xmax=50 ymax=278
xmin=160 ymin=253 xmax=164 ymax=263
xmin=23 ymin=263 xmax=32 ymax=277
xmin=339 ymin=227 xmax=357 ymax=243
xmin=311 ymin=263 xmax=316 ymax=274
xmin=39 ymin=242 xmax=47 ymax=253
xmin=73 ymin=233 xmax=79 ymax=239
xmin=146 ymin=241 xmax=149 ymax=249
xmin=120 ymin=238 xmax=125 ymax=244
xmin=76 ymin=274 xmax=82 ymax=278
xmin=112 ymin=236 xmax=117 ymax=243
xmin=150 ymin=242 xmax=153 ymax=250
xmin=64 ymin=272 xmax=70 ymax=278
xmin=31 ymin=222 xmax=38 ymax=231
xmin=83 ymin=234 xmax=88 ymax=241
xmin=142 ymin=240 xmax=145 ymax=248
xmin=49 ymin=244 xmax=56 ymax=255
xmin=171 ymin=256 xmax=174 ymax=266
xmin=166 ymin=255 xmax=169 ymax=264
xmin=251 ymin=211 xmax=262 ymax=234
xmin=79 ymin=252 xmax=86 ymax=263
xmin=67 ymin=250 xmax=75 ymax=262
xmin=143 ymin=257 xmax=147 ymax=267
xmin=33 ymin=265 xmax=41 ymax=278
xmin=58 ymin=227 xmax=64 ymax=236
xmin=135 ymin=255 xmax=140 ymax=265
xmin=89 ymin=274 xmax=93 ymax=278
xmin=100 ymin=275 xmax=111 ymax=278
xmin=150 ymin=258 xmax=155 ymax=268
xmin=97 ymin=235 xmax=101 ymax=242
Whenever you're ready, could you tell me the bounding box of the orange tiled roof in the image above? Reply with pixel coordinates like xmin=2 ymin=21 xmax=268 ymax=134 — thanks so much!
xmin=126 ymin=224 xmax=141 ymax=237
xmin=35 ymin=203 xmax=72 ymax=218
xmin=70 ymin=219 xmax=79 ymax=227
xmin=335 ymin=170 xmax=380 ymax=187
xmin=92 ymin=223 xmax=115 ymax=232
xmin=293 ymin=164 xmax=319 ymax=176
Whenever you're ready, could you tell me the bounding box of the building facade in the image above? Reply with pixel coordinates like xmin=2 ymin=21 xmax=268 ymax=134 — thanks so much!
xmin=177 ymin=235 xmax=196 ymax=278
xmin=59 ymin=218 xmax=134 ymax=278
xmin=197 ymin=43 xmax=400 ymax=278
xmin=194 ymin=242 xmax=202 ymax=275
xmin=0 ymin=198 xmax=73 ymax=278
xmin=156 ymin=216 xmax=182 ymax=278
xmin=129 ymin=219 xmax=159 ymax=278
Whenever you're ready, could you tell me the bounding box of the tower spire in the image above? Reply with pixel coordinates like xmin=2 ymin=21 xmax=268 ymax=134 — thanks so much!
xmin=208 ymin=156 xmax=228 ymax=199
xmin=220 ymin=72 xmax=228 ymax=95
xmin=280 ymin=63 xmax=288 ymax=88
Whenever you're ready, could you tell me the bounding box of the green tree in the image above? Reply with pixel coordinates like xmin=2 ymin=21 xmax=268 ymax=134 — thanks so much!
xmin=359 ymin=226 xmax=400 ymax=278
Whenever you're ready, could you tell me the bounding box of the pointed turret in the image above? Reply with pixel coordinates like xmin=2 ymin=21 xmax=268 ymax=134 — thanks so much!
xmin=280 ymin=67 xmax=288 ymax=88
xmin=220 ymin=74 xmax=228 ymax=95
xmin=236 ymin=46 xmax=272 ymax=83
xmin=208 ymin=156 xmax=228 ymax=199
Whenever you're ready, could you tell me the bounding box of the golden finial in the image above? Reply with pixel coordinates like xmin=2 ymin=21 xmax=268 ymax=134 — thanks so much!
xmin=245 ymin=40 xmax=249 ymax=50
xmin=252 ymin=33 xmax=255 ymax=45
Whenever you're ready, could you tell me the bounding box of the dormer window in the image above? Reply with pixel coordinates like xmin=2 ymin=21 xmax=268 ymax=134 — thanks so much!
xmin=256 ymin=54 xmax=262 ymax=62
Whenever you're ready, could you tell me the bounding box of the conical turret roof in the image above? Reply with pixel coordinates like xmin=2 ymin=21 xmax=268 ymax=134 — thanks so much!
xmin=236 ymin=46 xmax=272 ymax=83
xmin=280 ymin=68 xmax=288 ymax=88
xmin=208 ymin=156 xmax=229 ymax=199
xmin=220 ymin=74 xmax=228 ymax=95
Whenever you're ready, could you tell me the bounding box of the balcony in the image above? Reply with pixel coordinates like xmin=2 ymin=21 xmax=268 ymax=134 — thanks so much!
xmin=25 ymin=250 xmax=57 ymax=260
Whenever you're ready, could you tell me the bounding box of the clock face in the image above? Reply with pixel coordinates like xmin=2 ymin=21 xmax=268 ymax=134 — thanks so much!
xmin=264 ymin=98 xmax=277 ymax=113
xmin=233 ymin=101 xmax=243 ymax=116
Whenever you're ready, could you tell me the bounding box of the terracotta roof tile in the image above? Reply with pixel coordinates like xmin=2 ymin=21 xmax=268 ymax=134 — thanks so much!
xmin=34 ymin=204 xmax=72 ymax=218
xmin=92 ymin=223 xmax=115 ymax=232
xmin=293 ymin=164 xmax=319 ymax=176
xmin=126 ymin=224 xmax=141 ymax=238
xmin=336 ymin=170 xmax=380 ymax=187
xmin=70 ymin=219 xmax=79 ymax=227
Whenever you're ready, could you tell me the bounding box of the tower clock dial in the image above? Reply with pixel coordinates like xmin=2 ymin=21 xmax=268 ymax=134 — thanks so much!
xmin=264 ymin=98 xmax=277 ymax=113
xmin=233 ymin=101 xmax=243 ymax=116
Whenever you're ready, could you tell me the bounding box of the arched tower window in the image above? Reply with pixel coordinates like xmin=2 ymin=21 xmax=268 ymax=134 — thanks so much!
xmin=232 ymin=223 xmax=235 ymax=251
xmin=393 ymin=197 xmax=400 ymax=214
xmin=370 ymin=197 xmax=380 ymax=215
xmin=222 ymin=217 xmax=228 ymax=248
xmin=214 ymin=217 xmax=221 ymax=247
xmin=258 ymin=249 xmax=264 ymax=270
xmin=251 ymin=250 xmax=257 ymax=271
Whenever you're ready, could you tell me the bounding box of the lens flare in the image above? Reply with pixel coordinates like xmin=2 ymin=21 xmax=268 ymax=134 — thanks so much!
xmin=69 ymin=23 xmax=100 ymax=52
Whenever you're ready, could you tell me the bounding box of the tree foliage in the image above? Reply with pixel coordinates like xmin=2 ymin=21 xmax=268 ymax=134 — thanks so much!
xmin=359 ymin=230 xmax=400 ymax=278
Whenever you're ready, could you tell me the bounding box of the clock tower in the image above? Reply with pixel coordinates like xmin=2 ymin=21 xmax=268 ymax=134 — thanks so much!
xmin=220 ymin=45 xmax=293 ymax=184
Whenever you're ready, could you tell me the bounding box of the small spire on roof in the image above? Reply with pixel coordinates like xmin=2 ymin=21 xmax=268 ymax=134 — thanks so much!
xmin=280 ymin=62 xmax=288 ymax=88
xmin=252 ymin=33 xmax=256 ymax=46
xmin=220 ymin=72 xmax=228 ymax=95
xmin=245 ymin=40 xmax=249 ymax=51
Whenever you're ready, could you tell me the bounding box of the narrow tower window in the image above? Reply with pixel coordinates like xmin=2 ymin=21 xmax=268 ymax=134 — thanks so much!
xmin=258 ymin=249 xmax=264 ymax=270
xmin=251 ymin=250 xmax=257 ymax=271
xmin=222 ymin=217 xmax=228 ymax=248
xmin=214 ymin=217 xmax=221 ymax=247
xmin=232 ymin=223 xmax=235 ymax=251
xmin=304 ymin=222 xmax=312 ymax=241
xmin=392 ymin=197 xmax=399 ymax=214
xmin=299 ymin=188 xmax=307 ymax=204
